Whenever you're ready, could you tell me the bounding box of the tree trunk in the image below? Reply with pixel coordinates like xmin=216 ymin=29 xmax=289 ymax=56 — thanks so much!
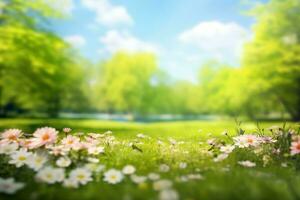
xmin=277 ymin=95 xmax=299 ymax=121
xmin=47 ymin=95 xmax=60 ymax=118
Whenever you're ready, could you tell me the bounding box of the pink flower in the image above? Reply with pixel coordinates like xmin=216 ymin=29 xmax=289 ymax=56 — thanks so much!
xmin=290 ymin=140 xmax=300 ymax=155
xmin=61 ymin=135 xmax=80 ymax=150
xmin=29 ymin=127 xmax=58 ymax=149
xmin=63 ymin=128 xmax=72 ymax=133
xmin=84 ymin=136 xmax=99 ymax=146
xmin=48 ymin=145 xmax=69 ymax=156
xmin=18 ymin=139 xmax=32 ymax=149
xmin=79 ymin=141 xmax=94 ymax=150
xmin=1 ymin=129 xmax=23 ymax=144
xmin=88 ymin=133 xmax=103 ymax=139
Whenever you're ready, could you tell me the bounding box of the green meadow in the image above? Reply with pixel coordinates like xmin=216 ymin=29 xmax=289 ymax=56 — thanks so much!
xmin=0 ymin=119 xmax=299 ymax=200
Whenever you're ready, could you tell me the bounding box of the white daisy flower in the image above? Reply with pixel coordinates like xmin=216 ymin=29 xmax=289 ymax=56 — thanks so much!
xmin=136 ymin=133 xmax=146 ymax=139
xmin=27 ymin=153 xmax=48 ymax=171
xmin=187 ymin=174 xmax=203 ymax=180
xmin=159 ymin=189 xmax=179 ymax=200
xmin=122 ymin=165 xmax=136 ymax=175
xmin=0 ymin=142 xmax=18 ymax=155
xmin=207 ymin=138 xmax=216 ymax=145
xmin=130 ymin=174 xmax=147 ymax=184
xmin=0 ymin=178 xmax=24 ymax=194
xmin=104 ymin=130 xmax=113 ymax=135
xmin=88 ymin=133 xmax=103 ymax=139
xmin=153 ymin=179 xmax=173 ymax=191
xmin=9 ymin=148 xmax=32 ymax=167
xmin=56 ymin=156 xmax=71 ymax=168
xmin=69 ymin=168 xmax=92 ymax=185
xmin=36 ymin=167 xmax=65 ymax=184
xmin=281 ymin=162 xmax=288 ymax=168
xmin=168 ymin=138 xmax=177 ymax=145
xmin=233 ymin=135 xmax=261 ymax=148
xmin=213 ymin=153 xmax=228 ymax=162
xmin=179 ymin=162 xmax=187 ymax=169
xmin=220 ymin=145 xmax=235 ymax=154
xmin=159 ymin=164 xmax=170 ymax=172
xmin=148 ymin=173 xmax=160 ymax=181
xmin=177 ymin=175 xmax=188 ymax=182
xmin=86 ymin=157 xmax=99 ymax=163
xmin=103 ymin=169 xmax=123 ymax=184
xmin=221 ymin=167 xmax=230 ymax=172
xmin=63 ymin=178 xmax=79 ymax=188
xmin=238 ymin=160 xmax=256 ymax=168
xmin=87 ymin=146 xmax=105 ymax=155
xmin=63 ymin=128 xmax=72 ymax=133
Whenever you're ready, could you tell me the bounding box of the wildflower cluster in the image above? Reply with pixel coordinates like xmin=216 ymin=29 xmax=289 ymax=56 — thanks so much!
xmin=210 ymin=125 xmax=300 ymax=168
xmin=0 ymin=128 xmax=201 ymax=200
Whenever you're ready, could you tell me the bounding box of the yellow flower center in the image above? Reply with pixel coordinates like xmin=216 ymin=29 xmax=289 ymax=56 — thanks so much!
xmin=247 ymin=138 xmax=253 ymax=143
xmin=46 ymin=174 xmax=53 ymax=179
xmin=42 ymin=133 xmax=50 ymax=141
xmin=18 ymin=156 xmax=26 ymax=161
xmin=67 ymin=140 xmax=74 ymax=144
xmin=77 ymin=174 xmax=85 ymax=180
xmin=8 ymin=135 xmax=17 ymax=141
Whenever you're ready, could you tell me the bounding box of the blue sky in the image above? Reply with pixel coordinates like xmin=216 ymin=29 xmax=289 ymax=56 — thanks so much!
xmin=51 ymin=0 xmax=268 ymax=81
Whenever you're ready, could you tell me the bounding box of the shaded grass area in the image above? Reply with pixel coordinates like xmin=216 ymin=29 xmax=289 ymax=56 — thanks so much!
xmin=0 ymin=119 xmax=299 ymax=200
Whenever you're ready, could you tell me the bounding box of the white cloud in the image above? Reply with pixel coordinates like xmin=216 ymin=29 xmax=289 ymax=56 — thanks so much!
xmin=81 ymin=0 xmax=133 ymax=27
xmin=178 ymin=21 xmax=251 ymax=60
xmin=99 ymin=30 xmax=158 ymax=54
xmin=46 ymin=0 xmax=75 ymax=15
xmin=64 ymin=35 xmax=86 ymax=47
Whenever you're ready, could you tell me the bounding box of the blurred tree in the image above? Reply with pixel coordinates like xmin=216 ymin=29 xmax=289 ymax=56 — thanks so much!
xmin=141 ymin=70 xmax=175 ymax=114
xmin=95 ymin=52 xmax=159 ymax=116
xmin=0 ymin=0 xmax=89 ymax=117
xmin=170 ymin=81 xmax=201 ymax=115
xmin=243 ymin=0 xmax=300 ymax=120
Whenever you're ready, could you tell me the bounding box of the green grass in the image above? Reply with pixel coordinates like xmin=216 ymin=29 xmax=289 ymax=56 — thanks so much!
xmin=0 ymin=119 xmax=299 ymax=200
xmin=0 ymin=118 xmax=293 ymax=138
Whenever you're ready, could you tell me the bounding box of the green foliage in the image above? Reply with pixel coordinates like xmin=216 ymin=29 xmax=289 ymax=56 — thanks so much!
xmin=95 ymin=52 xmax=159 ymax=115
xmin=0 ymin=0 xmax=90 ymax=117
xmin=194 ymin=0 xmax=300 ymax=120
xmin=242 ymin=0 xmax=300 ymax=120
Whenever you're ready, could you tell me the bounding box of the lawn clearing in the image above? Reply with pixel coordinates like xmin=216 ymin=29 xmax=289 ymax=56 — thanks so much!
xmin=0 ymin=119 xmax=299 ymax=200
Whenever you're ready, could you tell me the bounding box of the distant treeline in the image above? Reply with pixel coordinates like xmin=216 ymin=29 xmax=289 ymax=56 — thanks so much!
xmin=0 ymin=0 xmax=299 ymax=121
